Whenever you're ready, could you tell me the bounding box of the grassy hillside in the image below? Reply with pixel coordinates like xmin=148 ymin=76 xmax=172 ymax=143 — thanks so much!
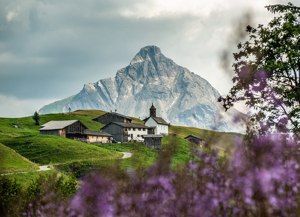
xmin=0 ymin=110 xmax=243 ymax=177
xmin=169 ymin=125 xmax=242 ymax=152
xmin=0 ymin=135 xmax=122 ymax=165
xmin=0 ymin=143 xmax=38 ymax=173
xmin=0 ymin=111 xmax=124 ymax=168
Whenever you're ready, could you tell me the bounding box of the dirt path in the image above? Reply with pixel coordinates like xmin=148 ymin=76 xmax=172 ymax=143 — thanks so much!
xmin=0 ymin=165 xmax=52 ymax=176
xmin=1 ymin=152 xmax=133 ymax=176
xmin=38 ymin=165 xmax=52 ymax=171
xmin=121 ymin=152 xmax=132 ymax=159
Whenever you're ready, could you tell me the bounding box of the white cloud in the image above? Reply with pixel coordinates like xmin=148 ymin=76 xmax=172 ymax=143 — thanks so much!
xmin=6 ymin=11 xmax=17 ymax=22
xmin=119 ymin=0 xmax=228 ymax=18
xmin=0 ymin=95 xmax=57 ymax=118
xmin=118 ymin=0 xmax=279 ymax=19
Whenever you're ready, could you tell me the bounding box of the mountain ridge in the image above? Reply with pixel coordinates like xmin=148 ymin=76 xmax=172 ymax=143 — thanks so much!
xmin=39 ymin=45 xmax=246 ymax=132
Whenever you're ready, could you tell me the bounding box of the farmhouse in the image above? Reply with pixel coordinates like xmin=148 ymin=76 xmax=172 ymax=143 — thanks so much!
xmin=40 ymin=120 xmax=87 ymax=137
xmin=143 ymin=134 xmax=163 ymax=149
xmin=144 ymin=104 xmax=169 ymax=135
xmin=40 ymin=120 xmax=112 ymax=143
xmin=184 ymin=135 xmax=204 ymax=146
xmin=93 ymin=112 xmax=132 ymax=125
xmin=101 ymin=122 xmax=149 ymax=142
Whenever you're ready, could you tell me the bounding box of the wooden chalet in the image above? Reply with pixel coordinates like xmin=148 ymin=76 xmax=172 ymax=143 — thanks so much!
xmin=40 ymin=120 xmax=112 ymax=143
xmin=93 ymin=112 xmax=132 ymax=125
xmin=40 ymin=120 xmax=87 ymax=137
xmin=184 ymin=135 xmax=204 ymax=146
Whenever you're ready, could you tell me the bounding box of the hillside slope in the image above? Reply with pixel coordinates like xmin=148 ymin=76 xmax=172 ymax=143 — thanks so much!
xmin=0 ymin=111 xmax=123 ymax=166
xmin=0 ymin=143 xmax=38 ymax=173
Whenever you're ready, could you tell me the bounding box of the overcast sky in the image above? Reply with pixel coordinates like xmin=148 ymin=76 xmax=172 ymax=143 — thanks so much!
xmin=0 ymin=0 xmax=295 ymax=117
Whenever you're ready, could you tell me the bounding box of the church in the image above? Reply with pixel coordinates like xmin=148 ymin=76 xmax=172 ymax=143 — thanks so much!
xmin=144 ymin=104 xmax=169 ymax=135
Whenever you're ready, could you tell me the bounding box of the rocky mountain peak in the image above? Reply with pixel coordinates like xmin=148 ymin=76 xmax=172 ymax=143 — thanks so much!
xmin=138 ymin=45 xmax=161 ymax=57
xmin=130 ymin=45 xmax=163 ymax=65
xmin=39 ymin=46 xmax=246 ymax=133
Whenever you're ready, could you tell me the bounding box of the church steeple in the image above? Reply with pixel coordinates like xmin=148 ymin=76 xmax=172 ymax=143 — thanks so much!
xmin=150 ymin=103 xmax=156 ymax=117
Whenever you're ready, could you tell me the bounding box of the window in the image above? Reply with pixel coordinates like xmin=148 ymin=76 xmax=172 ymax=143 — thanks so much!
xmin=133 ymin=128 xmax=136 ymax=131
xmin=138 ymin=128 xmax=141 ymax=131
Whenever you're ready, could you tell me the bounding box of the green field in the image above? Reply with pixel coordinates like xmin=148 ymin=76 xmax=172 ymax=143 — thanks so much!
xmin=0 ymin=110 xmax=243 ymax=183
xmin=0 ymin=135 xmax=122 ymax=165
xmin=0 ymin=143 xmax=38 ymax=173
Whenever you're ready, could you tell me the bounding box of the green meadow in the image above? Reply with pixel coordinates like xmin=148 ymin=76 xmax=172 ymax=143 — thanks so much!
xmin=0 ymin=110 xmax=242 ymax=186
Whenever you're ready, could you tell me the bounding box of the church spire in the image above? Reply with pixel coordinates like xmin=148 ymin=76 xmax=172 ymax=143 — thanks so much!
xmin=150 ymin=103 xmax=156 ymax=117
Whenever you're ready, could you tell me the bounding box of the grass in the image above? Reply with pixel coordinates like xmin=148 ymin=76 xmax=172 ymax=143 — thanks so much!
xmin=0 ymin=135 xmax=122 ymax=165
xmin=0 ymin=143 xmax=38 ymax=173
xmin=5 ymin=170 xmax=55 ymax=188
xmin=162 ymin=135 xmax=192 ymax=167
xmin=54 ymin=142 xmax=158 ymax=177
xmin=169 ymin=125 xmax=243 ymax=153
xmin=0 ymin=109 xmax=243 ymax=179
xmin=99 ymin=142 xmax=158 ymax=168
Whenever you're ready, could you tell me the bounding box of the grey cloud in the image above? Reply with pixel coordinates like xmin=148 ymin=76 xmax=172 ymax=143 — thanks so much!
xmin=0 ymin=0 xmax=292 ymax=102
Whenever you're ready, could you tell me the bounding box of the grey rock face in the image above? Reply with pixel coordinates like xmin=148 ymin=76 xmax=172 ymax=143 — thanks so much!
xmin=39 ymin=45 xmax=245 ymax=132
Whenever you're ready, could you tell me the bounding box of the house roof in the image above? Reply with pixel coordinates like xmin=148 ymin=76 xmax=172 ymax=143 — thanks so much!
xmin=40 ymin=120 xmax=86 ymax=131
xmin=184 ymin=135 xmax=203 ymax=140
xmin=93 ymin=112 xmax=132 ymax=120
xmin=102 ymin=122 xmax=149 ymax=129
xmin=144 ymin=116 xmax=169 ymax=125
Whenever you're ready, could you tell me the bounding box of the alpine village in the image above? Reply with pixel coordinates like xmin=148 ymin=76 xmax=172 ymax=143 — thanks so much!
xmin=40 ymin=104 xmax=172 ymax=149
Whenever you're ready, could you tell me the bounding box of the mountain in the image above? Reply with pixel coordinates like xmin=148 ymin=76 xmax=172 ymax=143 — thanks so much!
xmin=39 ymin=45 xmax=246 ymax=132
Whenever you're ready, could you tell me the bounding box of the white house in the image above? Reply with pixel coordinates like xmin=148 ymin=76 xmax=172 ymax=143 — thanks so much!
xmin=144 ymin=104 xmax=169 ymax=135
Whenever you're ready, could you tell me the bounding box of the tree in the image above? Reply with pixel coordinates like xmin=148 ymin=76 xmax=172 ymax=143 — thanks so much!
xmin=33 ymin=111 xmax=40 ymax=126
xmin=219 ymin=2 xmax=300 ymax=134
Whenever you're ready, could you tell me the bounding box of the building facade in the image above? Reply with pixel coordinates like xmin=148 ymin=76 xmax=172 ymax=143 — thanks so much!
xmin=143 ymin=134 xmax=163 ymax=149
xmin=144 ymin=104 xmax=169 ymax=135
xmin=101 ymin=122 xmax=149 ymax=142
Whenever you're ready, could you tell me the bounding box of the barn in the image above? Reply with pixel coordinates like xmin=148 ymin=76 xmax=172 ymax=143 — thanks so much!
xmin=40 ymin=120 xmax=87 ymax=137
xmin=40 ymin=120 xmax=112 ymax=143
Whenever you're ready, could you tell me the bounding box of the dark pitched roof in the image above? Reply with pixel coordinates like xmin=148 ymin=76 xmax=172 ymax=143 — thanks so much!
xmin=93 ymin=112 xmax=132 ymax=120
xmin=144 ymin=116 xmax=169 ymax=125
xmin=184 ymin=135 xmax=203 ymax=140
xmin=40 ymin=120 xmax=87 ymax=131
xmin=102 ymin=122 xmax=149 ymax=129
xmin=150 ymin=104 xmax=156 ymax=109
